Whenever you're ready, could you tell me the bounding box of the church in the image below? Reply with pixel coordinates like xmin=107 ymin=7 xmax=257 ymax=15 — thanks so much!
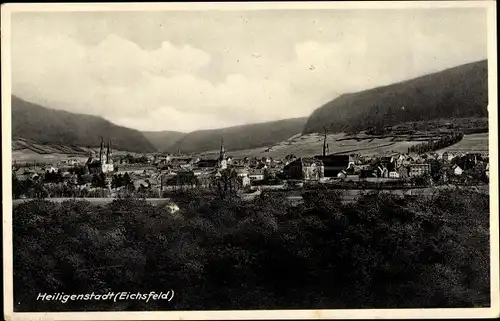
xmin=85 ymin=137 xmax=114 ymax=174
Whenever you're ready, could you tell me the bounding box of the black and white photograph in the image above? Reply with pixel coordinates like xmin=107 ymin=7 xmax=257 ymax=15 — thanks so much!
xmin=2 ymin=1 xmax=499 ymax=320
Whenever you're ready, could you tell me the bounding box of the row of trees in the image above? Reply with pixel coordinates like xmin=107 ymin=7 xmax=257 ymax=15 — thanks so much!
xmin=13 ymin=188 xmax=490 ymax=311
xmin=120 ymin=154 xmax=149 ymax=164
xmin=408 ymin=132 xmax=464 ymax=154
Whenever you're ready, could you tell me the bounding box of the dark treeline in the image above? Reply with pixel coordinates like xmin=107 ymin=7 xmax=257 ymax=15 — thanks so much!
xmin=408 ymin=132 xmax=464 ymax=154
xmin=13 ymin=189 xmax=489 ymax=311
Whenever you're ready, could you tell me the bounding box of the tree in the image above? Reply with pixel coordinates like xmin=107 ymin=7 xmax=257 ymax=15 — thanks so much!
xmin=123 ymin=172 xmax=134 ymax=192
xmin=91 ymin=173 xmax=106 ymax=188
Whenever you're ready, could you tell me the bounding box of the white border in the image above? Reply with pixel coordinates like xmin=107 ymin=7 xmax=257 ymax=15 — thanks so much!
xmin=2 ymin=1 xmax=499 ymax=320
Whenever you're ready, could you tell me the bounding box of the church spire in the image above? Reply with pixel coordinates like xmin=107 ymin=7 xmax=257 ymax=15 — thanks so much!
xmin=99 ymin=136 xmax=104 ymax=163
xmin=322 ymin=127 xmax=328 ymax=156
xmin=106 ymin=139 xmax=111 ymax=163
xmin=219 ymin=137 xmax=225 ymax=161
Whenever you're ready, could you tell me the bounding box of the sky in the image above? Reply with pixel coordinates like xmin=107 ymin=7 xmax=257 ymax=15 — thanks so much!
xmin=10 ymin=8 xmax=488 ymax=132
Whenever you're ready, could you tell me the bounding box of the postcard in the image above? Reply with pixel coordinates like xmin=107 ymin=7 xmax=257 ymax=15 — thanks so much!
xmin=2 ymin=1 xmax=499 ymax=320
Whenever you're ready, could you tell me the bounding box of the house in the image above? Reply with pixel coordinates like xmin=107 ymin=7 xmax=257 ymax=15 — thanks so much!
xmin=452 ymin=165 xmax=464 ymax=176
xmin=197 ymin=159 xmax=219 ymax=168
xmin=376 ymin=164 xmax=389 ymax=178
xmin=171 ymin=157 xmax=196 ymax=168
xmin=283 ymin=157 xmax=324 ymax=181
xmin=45 ymin=166 xmax=58 ymax=173
xmin=442 ymin=152 xmax=455 ymax=162
xmin=237 ymin=176 xmax=251 ymax=188
xmin=248 ymin=169 xmax=265 ymax=181
xmin=235 ymin=168 xmax=249 ymax=178
xmin=314 ymin=155 xmax=350 ymax=178
xmin=409 ymin=163 xmax=431 ymax=177
xmin=380 ymin=156 xmax=396 ymax=171
xmin=165 ymin=202 xmax=180 ymax=214
xmin=389 ymin=171 xmax=400 ymax=179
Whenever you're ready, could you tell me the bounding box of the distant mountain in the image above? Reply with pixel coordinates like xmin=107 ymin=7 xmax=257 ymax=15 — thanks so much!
xmin=11 ymin=95 xmax=156 ymax=153
xmin=303 ymin=60 xmax=488 ymax=134
xmin=169 ymin=118 xmax=308 ymax=154
xmin=142 ymin=131 xmax=186 ymax=152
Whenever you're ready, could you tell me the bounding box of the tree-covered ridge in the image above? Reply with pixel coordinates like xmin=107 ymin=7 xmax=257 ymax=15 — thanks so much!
xmin=304 ymin=60 xmax=488 ymax=134
xmin=169 ymin=118 xmax=308 ymax=154
xmin=13 ymin=189 xmax=489 ymax=311
xmin=12 ymin=95 xmax=156 ymax=153
xmin=141 ymin=131 xmax=186 ymax=152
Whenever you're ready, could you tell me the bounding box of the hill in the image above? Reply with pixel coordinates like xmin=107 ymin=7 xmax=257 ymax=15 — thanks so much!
xmin=11 ymin=95 xmax=156 ymax=153
xmin=169 ymin=117 xmax=308 ymax=154
xmin=142 ymin=131 xmax=186 ymax=152
xmin=303 ymin=60 xmax=488 ymax=134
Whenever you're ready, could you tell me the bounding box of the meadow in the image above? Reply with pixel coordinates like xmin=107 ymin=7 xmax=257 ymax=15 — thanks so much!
xmin=436 ymin=133 xmax=489 ymax=153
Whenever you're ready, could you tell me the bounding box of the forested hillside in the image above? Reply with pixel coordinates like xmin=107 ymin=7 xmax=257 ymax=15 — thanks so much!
xmin=12 ymin=95 xmax=156 ymax=153
xmin=304 ymin=60 xmax=488 ymax=134
xmin=169 ymin=118 xmax=308 ymax=154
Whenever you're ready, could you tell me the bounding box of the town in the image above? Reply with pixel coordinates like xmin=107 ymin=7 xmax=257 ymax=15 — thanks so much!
xmin=12 ymin=132 xmax=490 ymax=201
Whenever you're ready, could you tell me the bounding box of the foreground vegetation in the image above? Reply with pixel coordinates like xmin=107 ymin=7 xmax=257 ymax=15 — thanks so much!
xmin=13 ymin=189 xmax=490 ymax=311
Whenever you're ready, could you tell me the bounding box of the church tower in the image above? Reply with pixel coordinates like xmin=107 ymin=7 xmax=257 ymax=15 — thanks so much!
xmin=99 ymin=136 xmax=104 ymax=163
xmin=322 ymin=127 xmax=328 ymax=156
xmin=101 ymin=139 xmax=114 ymax=173
xmin=218 ymin=138 xmax=227 ymax=169
xmin=219 ymin=138 xmax=225 ymax=161
xmin=106 ymin=140 xmax=111 ymax=164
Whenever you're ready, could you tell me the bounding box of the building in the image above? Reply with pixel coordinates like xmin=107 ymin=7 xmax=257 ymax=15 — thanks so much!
xmin=389 ymin=171 xmax=400 ymax=179
xmin=452 ymin=165 xmax=464 ymax=175
xmin=85 ymin=137 xmax=114 ymax=174
xmin=442 ymin=152 xmax=455 ymax=162
xmin=218 ymin=139 xmax=227 ymax=170
xmin=409 ymin=163 xmax=431 ymax=177
xmin=314 ymin=155 xmax=350 ymax=178
xmin=197 ymin=159 xmax=219 ymax=168
xmin=376 ymin=164 xmax=389 ymax=178
xmin=248 ymin=169 xmax=265 ymax=181
xmin=238 ymin=176 xmax=251 ymax=188
xmin=101 ymin=141 xmax=114 ymax=173
xmin=235 ymin=168 xmax=249 ymax=178
xmin=283 ymin=157 xmax=324 ymax=181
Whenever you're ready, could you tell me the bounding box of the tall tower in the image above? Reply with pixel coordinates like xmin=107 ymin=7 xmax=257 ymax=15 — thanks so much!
xmin=219 ymin=138 xmax=225 ymax=161
xmin=99 ymin=136 xmax=104 ymax=163
xmin=218 ymin=138 xmax=227 ymax=170
xmin=106 ymin=140 xmax=111 ymax=164
xmin=322 ymin=127 xmax=328 ymax=156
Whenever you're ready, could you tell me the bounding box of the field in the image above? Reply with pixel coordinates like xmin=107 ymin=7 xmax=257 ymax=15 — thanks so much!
xmin=436 ymin=133 xmax=489 ymax=153
xmin=197 ymin=131 xmax=490 ymax=159
xmin=199 ymin=133 xmax=423 ymax=158
xmin=12 ymin=147 xmax=142 ymax=164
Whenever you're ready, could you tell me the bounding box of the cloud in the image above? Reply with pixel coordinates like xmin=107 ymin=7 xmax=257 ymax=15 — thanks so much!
xmin=11 ymin=10 xmax=487 ymax=132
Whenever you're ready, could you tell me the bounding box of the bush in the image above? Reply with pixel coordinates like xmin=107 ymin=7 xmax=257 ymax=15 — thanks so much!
xmin=13 ymin=189 xmax=490 ymax=311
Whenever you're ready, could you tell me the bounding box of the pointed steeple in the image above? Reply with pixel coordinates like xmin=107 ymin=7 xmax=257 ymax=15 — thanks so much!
xmin=219 ymin=137 xmax=225 ymax=161
xmin=99 ymin=136 xmax=104 ymax=163
xmin=106 ymin=139 xmax=111 ymax=163
xmin=322 ymin=127 xmax=328 ymax=156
